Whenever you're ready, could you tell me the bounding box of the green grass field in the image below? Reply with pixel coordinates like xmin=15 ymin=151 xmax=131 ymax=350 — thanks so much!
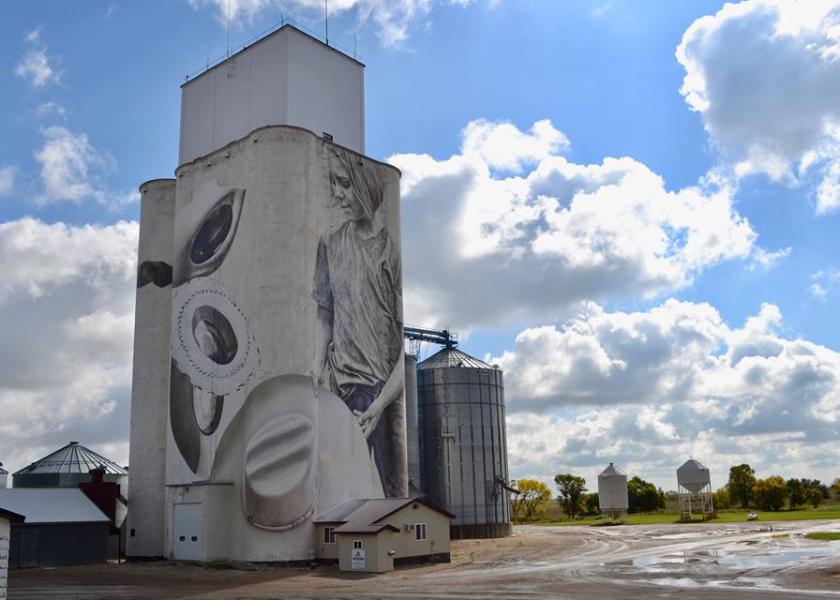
xmin=517 ymin=505 xmax=840 ymax=527
xmin=805 ymin=532 xmax=840 ymax=541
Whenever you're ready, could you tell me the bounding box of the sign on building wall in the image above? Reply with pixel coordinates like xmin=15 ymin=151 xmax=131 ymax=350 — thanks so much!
xmin=140 ymin=127 xmax=407 ymax=560
xmin=351 ymin=548 xmax=366 ymax=570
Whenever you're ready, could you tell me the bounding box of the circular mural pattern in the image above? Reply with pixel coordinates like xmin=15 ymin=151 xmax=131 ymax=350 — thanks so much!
xmin=172 ymin=277 xmax=259 ymax=395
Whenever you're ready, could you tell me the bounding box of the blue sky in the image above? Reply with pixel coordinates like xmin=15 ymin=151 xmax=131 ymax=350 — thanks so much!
xmin=2 ymin=0 xmax=839 ymax=490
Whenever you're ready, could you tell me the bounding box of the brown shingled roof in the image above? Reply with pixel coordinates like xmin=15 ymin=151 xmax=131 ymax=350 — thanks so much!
xmin=315 ymin=497 xmax=454 ymax=526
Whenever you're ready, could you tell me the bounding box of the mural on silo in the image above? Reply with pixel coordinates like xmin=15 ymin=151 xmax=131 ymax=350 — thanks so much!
xmin=163 ymin=130 xmax=406 ymax=550
xmin=312 ymin=146 xmax=407 ymax=498
xmin=168 ymin=185 xmax=260 ymax=478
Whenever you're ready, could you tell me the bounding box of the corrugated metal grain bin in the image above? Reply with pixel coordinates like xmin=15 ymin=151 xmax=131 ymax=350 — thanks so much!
xmin=417 ymin=348 xmax=511 ymax=539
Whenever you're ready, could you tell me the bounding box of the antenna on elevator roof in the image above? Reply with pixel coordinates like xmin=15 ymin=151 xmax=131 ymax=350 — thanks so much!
xmin=325 ymin=0 xmax=329 ymax=46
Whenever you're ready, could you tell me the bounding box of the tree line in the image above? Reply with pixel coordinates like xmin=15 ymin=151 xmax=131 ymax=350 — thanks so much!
xmin=715 ymin=464 xmax=840 ymax=512
xmin=510 ymin=466 xmax=840 ymax=520
xmin=511 ymin=473 xmax=666 ymax=520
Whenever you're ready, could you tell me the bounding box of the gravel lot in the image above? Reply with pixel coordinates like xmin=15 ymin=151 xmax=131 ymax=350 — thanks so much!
xmin=8 ymin=520 xmax=840 ymax=599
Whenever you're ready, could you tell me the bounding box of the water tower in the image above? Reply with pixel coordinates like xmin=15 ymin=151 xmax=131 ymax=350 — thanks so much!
xmin=597 ymin=463 xmax=628 ymax=521
xmin=677 ymin=458 xmax=714 ymax=520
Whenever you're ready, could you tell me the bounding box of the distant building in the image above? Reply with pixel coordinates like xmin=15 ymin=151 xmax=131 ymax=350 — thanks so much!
xmin=12 ymin=441 xmax=127 ymax=490
xmin=0 ymin=488 xmax=109 ymax=568
xmin=314 ymin=498 xmax=453 ymax=573
xmin=11 ymin=442 xmax=128 ymax=557
xmin=0 ymin=464 xmax=7 ymax=491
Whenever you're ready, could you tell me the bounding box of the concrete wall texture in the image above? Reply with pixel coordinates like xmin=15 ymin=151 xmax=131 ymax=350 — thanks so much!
xmin=129 ymin=126 xmax=406 ymax=562
xmin=127 ymin=180 xmax=176 ymax=559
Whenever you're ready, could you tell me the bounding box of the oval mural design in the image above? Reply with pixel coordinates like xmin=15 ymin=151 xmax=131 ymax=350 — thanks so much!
xmin=191 ymin=200 xmax=234 ymax=264
xmin=191 ymin=305 xmax=238 ymax=365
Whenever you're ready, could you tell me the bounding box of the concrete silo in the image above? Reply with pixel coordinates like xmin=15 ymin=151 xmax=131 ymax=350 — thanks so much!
xmin=128 ymin=24 xmax=406 ymax=563
xmin=404 ymin=354 xmax=421 ymax=494
xmin=597 ymin=463 xmax=628 ymax=520
xmin=417 ymin=347 xmax=511 ymax=538
xmin=677 ymin=458 xmax=714 ymax=520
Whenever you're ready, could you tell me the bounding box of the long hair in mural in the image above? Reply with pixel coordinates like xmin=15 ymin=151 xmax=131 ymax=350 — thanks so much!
xmin=158 ymin=131 xmax=406 ymax=547
xmin=312 ymin=146 xmax=406 ymax=498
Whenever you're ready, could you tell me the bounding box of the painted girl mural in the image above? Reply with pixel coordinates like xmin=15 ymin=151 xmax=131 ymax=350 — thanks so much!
xmin=312 ymin=146 xmax=407 ymax=498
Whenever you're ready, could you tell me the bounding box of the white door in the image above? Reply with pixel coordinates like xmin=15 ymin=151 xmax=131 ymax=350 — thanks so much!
xmin=173 ymin=503 xmax=204 ymax=561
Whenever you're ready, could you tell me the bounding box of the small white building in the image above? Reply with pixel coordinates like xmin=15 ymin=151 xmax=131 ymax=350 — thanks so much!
xmin=597 ymin=463 xmax=629 ymax=520
xmin=0 ymin=507 xmax=25 ymax=600
xmin=315 ymin=498 xmax=453 ymax=573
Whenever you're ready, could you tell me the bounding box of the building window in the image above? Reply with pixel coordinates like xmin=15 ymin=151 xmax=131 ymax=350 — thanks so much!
xmin=353 ymin=540 xmax=362 ymax=550
xmin=324 ymin=527 xmax=336 ymax=544
xmin=415 ymin=523 xmax=427 ymax=541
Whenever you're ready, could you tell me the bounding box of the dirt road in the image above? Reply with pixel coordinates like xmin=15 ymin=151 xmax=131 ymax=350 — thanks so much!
xmin=9 ymin=520 xmax=840 ymax=599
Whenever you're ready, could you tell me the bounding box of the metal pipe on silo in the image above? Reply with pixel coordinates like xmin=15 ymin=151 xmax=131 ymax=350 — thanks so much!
xmin=417 ymin=348 xmax=511 ymax=539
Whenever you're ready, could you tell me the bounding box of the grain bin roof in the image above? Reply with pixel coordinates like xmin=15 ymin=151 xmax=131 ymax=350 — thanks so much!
xmin=13 ymin=441 xmax=127 ymax=476
xmin=599 ymin=463 xmax=626 ymax=477
xmin=417 ymin=347 xmax=495 ymax=370
xmin=677 ymin=458 xmax=708 ymax=474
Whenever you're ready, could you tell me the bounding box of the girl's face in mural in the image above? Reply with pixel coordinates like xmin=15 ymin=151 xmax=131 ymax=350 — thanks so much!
xmin=329 ymin=155 xmax=367 ymax=222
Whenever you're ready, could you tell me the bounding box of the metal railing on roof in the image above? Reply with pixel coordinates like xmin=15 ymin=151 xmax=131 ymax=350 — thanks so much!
xmin=184 ymin=15 xmax=361 ymax=83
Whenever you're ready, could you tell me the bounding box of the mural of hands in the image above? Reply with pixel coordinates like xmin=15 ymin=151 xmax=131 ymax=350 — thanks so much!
xmin=353 ymin=404 xmax=383 ymax=439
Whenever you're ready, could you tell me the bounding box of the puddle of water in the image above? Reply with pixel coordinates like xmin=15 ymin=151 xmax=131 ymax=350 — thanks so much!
xmin=654 ymin=533 xmax=704 ymax=540
xmin=648 ymin=577 xmax=702 ymax=588
xmin=633 ymin=555 xmax=685 ymax=568
xmin=717 ymin=545 xmax=839 ymax=569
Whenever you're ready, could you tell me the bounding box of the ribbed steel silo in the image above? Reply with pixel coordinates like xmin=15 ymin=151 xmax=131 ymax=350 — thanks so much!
xmin=417 ymin=347 xmax=511 ymax=538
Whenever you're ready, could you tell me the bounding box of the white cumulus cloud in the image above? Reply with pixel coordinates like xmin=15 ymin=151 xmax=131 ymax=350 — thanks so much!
xmin=461 ymin=119 xmax=570 ymax=172
xmin=15 ymin=28 xmax=61 ymax=88
xmin=393 ymin=119 xmax=772 ymax=328
xmin=677 ymin=0 xmax=840 ymax=214
xmin=187 ymin=0 xmax=477 ymax=47
xmin=33 ymin=126 xmax=137 ymax=210
xmin=495 ymin=300 xmax=840 ymax=489
xmin=0 ymin=218 xmax=139 ymax=472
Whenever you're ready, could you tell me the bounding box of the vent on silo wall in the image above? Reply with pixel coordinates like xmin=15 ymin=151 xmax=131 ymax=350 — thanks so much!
xmin=417 ymin=347 xmax=511 ymax=539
